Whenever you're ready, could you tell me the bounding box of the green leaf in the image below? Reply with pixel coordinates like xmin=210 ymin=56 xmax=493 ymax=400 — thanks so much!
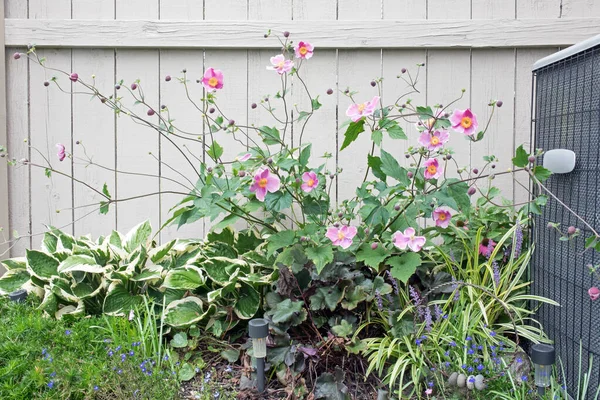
xmin=102 ymin=183 xmax=111 ymax=199
xmin=57 ymin=255 xmax=105 ymax=274
xmin=259 ymin=126 xmax=281 ymax=146
xmin=341 ymin=286 xmax=367 ymax=310
xmin=371 ymin=130 xmax=383 ymax=146
xmin=265 ymin=191 xmax=292 ymax=212
xmin=99 ymin=201 xmax=109 ymax=215
xmin=267 ymin=230 xmax=296 ymax=254
xmin=162 ymin=266 xmax=206 ymax=290
xmin=26 ymin=250 xmax=59 ymax=280
xmin=303 ymin=198 xmax=329 ymax=216
xmin=445 ymin=179 xmax=471 ymax=212
xmin=164 ymin=297 xmax=215 ymax=328
xmin=170 ymin=332 xmax=188 ymax=348
xmin=103 ymin=283 xmax=144 ymax=315
xmin=271 ymin=299 xmax=305 ymax=324
xmin=367 ymin=155 xmax=386 ymax=182
xmin=207 ymin=140 xmax=224 ymax=161
xmin=387 ymin=253 xmax=422 ymax=283
xmin=311 ymin=97 xmax=322 ymax=111
xmin=380 ymin=149 xmax=409 ymax=185
xmin=310 ymin=287 xmax=343 ymax=312
xmin=512 ymin=145 xmax=529 ymax=167
xmin=306 ymin=245 xmax=334 ymax=274
xmin=340 ymin=120 xmax=365 ymax=151
xmin=315 ymin=369 xmax=348 ymax=400
xmin=379 ymin=119 xmax=407 ymax=140
xmin=1 ymin=257 xmax=27 ymax=271
xmin=124 ymin=220 xmax=152 ymax=252
xmin=331 ymin=320 xmax=354 ymax=338
xmin=356 ymin=243 xmax=388 ymax=268
xmin=178 ymin=363 xmax=196 ymax=381
xmin=45 ymin=168 xmax=52 ymax=178
xmin=534 ymin=166 xmax=552 ymax=182
xmin=0 ymin=269 xmax=30 ymax=295
xmin=234 ymin=283 xmax=260 ymax=319
xmin=299 ymin=144 xmax=312 ymax=167
xmin=220 ymin=348 xmax=240 ymax=363
xmin=585 ymin=236 xmax=597 ymax=249
xmin=278 ymin=158 xmax=299 ymax=171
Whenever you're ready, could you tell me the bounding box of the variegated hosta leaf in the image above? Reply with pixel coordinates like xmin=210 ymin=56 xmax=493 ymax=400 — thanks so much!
xmin=171 ymin=239 xmax=202 ymax=253
xmin=50 ymin=276 xmax=80 ymax=303
xmin=26 ymin=249 xmax=59 ymax=280
xmin=162 ymin=266 xmax=206 ymax=290
xmin=39 ymin=287 xmax=58 ymax=314
xmin=55 ymin=301 xmax=85 ymax=320
xmin=0 ymin=257 xmax=26 ymax=271
xmin=164 ymin=296 xmax=216 ymax=328
xmin=58 ymin=255 xmax=106 ymax=274
xmin=102 ymin=282 xmax=143 ymax=316
xmin=202 ymin=257 xmax=248 ymax=285
xmin=207 ymin=281 xmax=237 ymax=303
xmin=0 ymin=269 xmax=30 ymax=294
xmin=124 ymin=220 xmax=152 ymax=252
xmin=130 ymin=266 xmax=163 ymax=282
xmin=149 ymin=240 xmax=176 ymax=263
xmin=72 ymin=282 xmax=104 ymax=299
xmin=233 ymin=283 xmax=260 ymax=319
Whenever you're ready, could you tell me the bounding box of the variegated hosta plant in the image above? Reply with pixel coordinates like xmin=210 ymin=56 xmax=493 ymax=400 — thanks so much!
xmin=0 ymin=221 xmax=276 ymax=334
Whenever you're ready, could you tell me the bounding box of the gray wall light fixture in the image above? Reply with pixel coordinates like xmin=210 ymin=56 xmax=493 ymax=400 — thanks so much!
xmin=542 ymin=149 xmax=576 ymax=174
xmin=249 ymin=318 xmax=269 ymax=393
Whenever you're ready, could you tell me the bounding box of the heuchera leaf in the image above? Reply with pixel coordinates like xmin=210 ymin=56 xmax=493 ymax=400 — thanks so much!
xmin=356 ymin=243 xmax=388 ymax=268
xmin=306 ymin=245 xmax=334 ymax=274
xmin=340 ymin=119 xmax=365 ymax=151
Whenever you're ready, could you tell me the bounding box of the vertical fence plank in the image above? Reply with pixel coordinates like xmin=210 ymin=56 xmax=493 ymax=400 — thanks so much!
xmin=28 ymin=2 xmax=73 ymax=248
xmin=428 ymin=0 xmax=470 ymax=18
xmin=115 ymin=2 xmax=160 ymax=234
xmin=472 ymin=0 xmax=515 ymax=19
xmin=513 ymin=48 xmax=557 ymax=204
xmin=0 ymin=1 xmax=8 ymax=265
xmin=291 ymin=0 xmax=338 ymax=206
xmin=383 ymin=0 xmax=427 ymax=19
xmin=562 ymin=0 xmax=600 ymax=17
xmin=158 ymin=0 xmax=206 ymax=240
xmin=337 ymin=1 xmax=382 ymax=204
xmin=71 ymin=1 xmax=116 ymax=239
xmin=517 ymin=0 xmax=561 ymax=18
xmin=470 ymin=49 xmax=516 ymax=199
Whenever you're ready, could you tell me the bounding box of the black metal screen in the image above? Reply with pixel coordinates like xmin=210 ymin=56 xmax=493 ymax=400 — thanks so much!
xmin=531 ymin=44 xmax=600 ymax=398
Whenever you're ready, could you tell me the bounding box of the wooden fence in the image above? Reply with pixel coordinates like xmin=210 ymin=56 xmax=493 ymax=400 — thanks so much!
xmin=1 ymin=0 xmax=599 ymax=261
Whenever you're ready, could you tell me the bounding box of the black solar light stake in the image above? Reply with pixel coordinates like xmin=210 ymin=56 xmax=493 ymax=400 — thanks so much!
xmin=249 ymin=318 xmax=269 ymax=394
xmin=531 ymin=343 xmax=555 ymax=395
xmin=9 ymin=289 xmax=27 ymax=303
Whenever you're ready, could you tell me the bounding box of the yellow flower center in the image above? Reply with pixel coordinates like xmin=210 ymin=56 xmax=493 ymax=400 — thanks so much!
xmin=258 ymin=178 xmax=268 ymax=188
xmin=307 ymin=178 xmax=315 ymax=187
xmin=357 ymin=103 xmax=366 ymax=112
xmin=277 ymin=61 xmax=285 ymax=68
xmin=299 ymin=47 xmax=308 ymax=55
xmin=208 ymin=77 xmax=219 ymax=87
xmin=337 ymin=232 xmax=346 ymax=240
xmin=439 ymin=213 xmax=446 ymax=220
xmin=430 ymin=136 xmax=440 ymax=145
xmin=460 ymin=117 xmax=472 ymax=129
xmin=427 ymin=165 xmax=437 ymax=175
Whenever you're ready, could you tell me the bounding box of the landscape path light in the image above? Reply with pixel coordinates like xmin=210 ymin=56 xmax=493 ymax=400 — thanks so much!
xmin=531 ymin=343 xmax=555 ymax=396
xmin=249 ymin=318 xmax=269 ymax=394
xmin=9 ymin=289 xmax=27 ymax=303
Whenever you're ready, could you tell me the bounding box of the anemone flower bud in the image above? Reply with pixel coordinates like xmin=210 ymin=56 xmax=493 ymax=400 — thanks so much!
xmin=165 ymin=75 xmax=172 ymax=82
xmin=327 ymin=88 xmax=333 ymax=95
xmin=496 ymin=100 xmax=503 ymax=107
xmin=147 ymin=109 xmax=155 ymax=116
xmin=528 ymin=155 xmax=536 ymax=163
xmin=589 ymin=287 xmax=600 ymax=301
xmin=371 ymin=242 xmax=379 ymax=250
xmin=69 ymin=73 xmax=79 ymax=82
xmin=209 ymin=107 xmax=215 ymax=114
xmin=131 ymin=83 xmax=138 ymax=90
xmin=251 ymin=103 xmax=257 ymax=109
xmin=238 ymin=171 xmax=246 ymax=177
xmin=567 ymin=226 xmax=577 ymax=235
xmin=43 ymin=81 xmax=50 ymax=87
xmin=283 ymin=31 xmax=290 ymax=38
xmin=468 ymin=186 xmax=476 ymax=196
xmin=13 ymin=52 xmax=21 ymax=60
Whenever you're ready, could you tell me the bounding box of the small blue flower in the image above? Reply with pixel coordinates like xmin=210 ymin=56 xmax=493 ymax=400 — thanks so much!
xmin=47 ymin=381 xmax=54 ymax=389
xmin=42 ymin=348 xmax=47 ymax=356
xmin=104 ymin=338 xmax=111 ymax=343
xmin=461 ymin=364 xmax=467 ymax=369
xmin=467 ymin=366 xmax=474 ymax=373
xmin=225 ymin=365 xmax=233 ymax=373
xmin=176 ymin=362 xmax=180 ymax=366
xmin=468 ymin=376 xmax=476 ymax=383
xmin=146 ymin=371 xmax=153 ymax=376
xmin=477 ymin=364 xmax=484 ymax=371
xmin=490 ymin=331 xmax=497 ymax=337
xmin=490 ymin=345 xmax=496 ymax=350
xmin=108 ymin=350 xmax=114 ymax=357
xmin=65 ymin=330 xmax=71 ymax=336
xmin=121 ymin=354 xmax=127 ymax=362
xmin=500 ymin=372 xmax=505 ymax=376
xmin=129 ymin=350 xmax=134 ymax=356
xmin=444 ymin=361 xmax=450 ymax=367
xmin=415 ymin=339 xmax=422 ymax=346
xmin=204 ymin=372 xmax=211 ymax=383
xmin=214 ymin=392 xmax=220 ymax=399
xmin=94 ymin=386 xmax=99 ymax=391
xmin=163 ymin=355 xmax=169 ymax=361
xmin=516 ymin=357 xmax=523 ymax=364
xmin=195 ymin=367 xmax=200 ymax=373
xmin=444 ymin=351 xmax=450 ymax=356
xmin=477 ymin=345 xmax=483 ymax=350
xmin=49 ymin=371 xmax=56 ymax=377
xmin=115 ymin=345 xmax=122 ymax=351
xmin=466 ymin=336 xmax=472 ymax=341
xmin=521 ymin=376 xmax=528 ymax=382
xmin=428 ymin=382 xmax=434 ymax=388
xmin=468 ymin=349 xmax=475 ymax=355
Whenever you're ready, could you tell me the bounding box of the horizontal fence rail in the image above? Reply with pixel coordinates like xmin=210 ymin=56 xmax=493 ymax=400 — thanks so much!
xmin=5 ymin=18 xmax=600 ymax=49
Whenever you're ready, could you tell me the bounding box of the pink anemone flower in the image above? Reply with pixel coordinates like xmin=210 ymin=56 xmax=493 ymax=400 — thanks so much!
xmin=326 ymin=225 xmax=357 ymax=249
xmin=236 ymin=153 xmax=252 ymax=162
xmin=450 ymin=108 xmax=479 ymax=136
xmin=423 ymin=158 xmax=443 ymax=180
xmin=479 ymin=239 xmax=496 ymax=257
xmin=433 ymin=208 xmax=452 ymax=229
xmin=301 ymin=171 xmax=319 ymax=193
xmin=346 ymin=96 xmax=380 ymax=122
xmin=267 ymin=54 xmax=294 ymax=75
xmin=392 ymin=227 xmax=426 ymax=252
xmin=56 ymin=144 xmax=66 ymax=162
xmin=201 ymin=68 xmax=224 ymax=91
xmin=589 ymin=287 xmax=600 ymax=301
xmin=418 ymin=130 xmax=449 ymax=151
xmin=249 ymin=168 xmax=280 ymax=201
xmin=294 ymin=41 xmax=314 ymax=60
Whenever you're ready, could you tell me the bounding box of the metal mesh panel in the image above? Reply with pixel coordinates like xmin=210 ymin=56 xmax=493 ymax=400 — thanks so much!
xmin=531 ymin=45 xmax=600 ymax=398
